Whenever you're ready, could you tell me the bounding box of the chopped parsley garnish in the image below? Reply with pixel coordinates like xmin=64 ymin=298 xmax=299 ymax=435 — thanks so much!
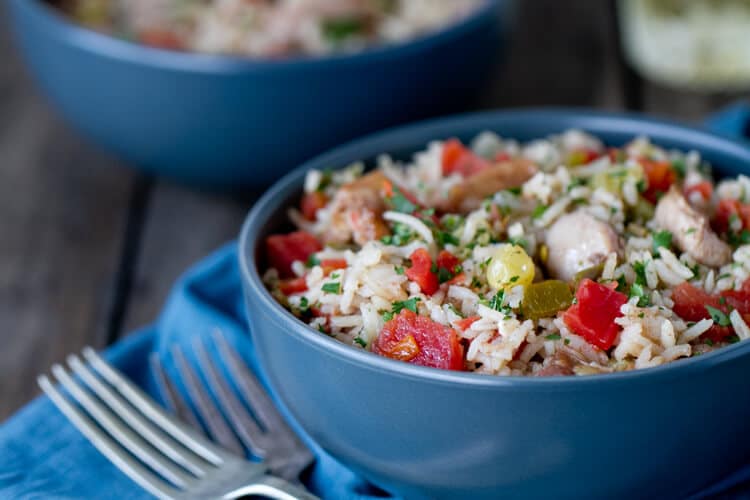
xmin=306 ymin=254 xmax=320 ymax=268
xmin=545 ymin=334 xmax=562 ymax=341
xmin=629 ymin=282 xmax=651 ymax=307
xmin=322 ymin=282 xmax=341 ymax=294
xmin=330 ymin=272 xmax=340 ymax=279
xmin=390 ymin=190 xmax=417 ymax=213
xmin=437 ymin=267 xmax=452 ymax=284
xmin=470 ymin=276 xmax=482 ymax=288
xmin=354 ymin=337 xmax=367 ymax=348
xmin=718 ymin=273 xmax=732 ymax=280
xmin=382 ymin=311 xmax=394 ymax=322
xmin=531 ymin=204 xmax=548 ymax=220
xmin=509 ymin=275 xmax=519 ymax=283
xmin=317 ymin=324 xmax=328 ymax=334
xmin=436 ymin=231 xmax=460 ymax=247
xmin=671 ymin=159 xmax=686 ymax=178
xmin=636 ymin=179 xmax=647 ymax=193
xmin=507 ymin=186 xmax=522 ymax=195
xmin=728 ymin=229 xmax=750 ymax=246
xmin=705 ymin=338 xmax=715 ymax=346
xmin=632 ymin=260 xmax=648 ymax=286
xmin=685 ymin=227 xmax=697 ymax=235
xmin=652 ymin=230 xmax=672 ymax=254
xmin=488 ymin=290 xmax=505 ymax=312
xmin=728 ymin=334 xmax=741 ymax=344
xmin=317 ymin=169 xmax=333 ymax=192
xmin=299 ymin=296 xmax=309 ymax=312
xmin=508 ymin=236 xmax=529 ymax=250
xmin=322 ymin=17 xmax=366 ymax=42
xmin=705 ymin=305 xmax=731 ymax=327
xmin=394 ymin=265 xmax=405 ymax=275
xmin=567 ymin=177 xmax=586 ymax=192
xmin=392 ymin=297 xmax=420 ymax=314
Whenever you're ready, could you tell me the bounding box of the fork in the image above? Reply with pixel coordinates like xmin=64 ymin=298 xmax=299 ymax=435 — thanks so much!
xmin=38 ymin=334 xmax=318 ymax=500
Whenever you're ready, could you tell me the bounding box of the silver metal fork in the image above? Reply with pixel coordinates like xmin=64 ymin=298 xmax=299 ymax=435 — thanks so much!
xmin=38 ymin=334 xmax=318 ymax=500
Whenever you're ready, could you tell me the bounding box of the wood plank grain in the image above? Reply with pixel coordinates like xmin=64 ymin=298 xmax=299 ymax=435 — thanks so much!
xmin=0 ymin=23 xmax=134 ymax=420
xmin=482 ymin=0 xmax=624 ymax=110
xmin=121 ymin=182 xmax=251 ymax=333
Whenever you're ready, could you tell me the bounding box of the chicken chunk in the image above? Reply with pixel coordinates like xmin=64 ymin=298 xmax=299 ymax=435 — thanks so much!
xmin=654 ymin=187 xmax=731 ymax=267
xmin=324 ymin=171 xmax=390 ymax=246
xmin=544 ymin=211 xmax=620 ymax=282
xmin=438 ymin=158 xmax=538 ymax=213
xmin=535 ymin=350 xmax=575 ymax=376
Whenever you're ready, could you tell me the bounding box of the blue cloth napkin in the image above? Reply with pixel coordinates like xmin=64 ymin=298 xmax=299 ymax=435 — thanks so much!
xmin=2 ymin=103 xmax=750 ymax=500
xmin=0 ymin=243 xmax=385 ymax=500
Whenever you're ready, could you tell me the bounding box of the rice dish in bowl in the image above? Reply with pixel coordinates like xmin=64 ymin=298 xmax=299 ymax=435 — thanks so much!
xmin=263 ymin=129 xmax=750 ymax=376
xmin=60 ymin=0 xmax=484 ymax=57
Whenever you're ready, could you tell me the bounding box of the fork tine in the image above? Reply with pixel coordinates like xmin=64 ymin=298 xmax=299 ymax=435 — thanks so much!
xmin=150 ymin=354 xmax=204 ymax=432
xmin=49 ymin=364 xmax=193 ymax=489
xmin=82 ymin=347 xmax=226 ymax=466
xmin=171 ymin=345 xmax=245 ymax=457
xmin=212 ymin=330 xmax=293 ymax=436
xmin=38 ymin=375 xmax=179 ymax=500
xmin=191 ymin=336 xmax=269 ymax=457
xmin=67 ymin=354 xmax=209 ymax=478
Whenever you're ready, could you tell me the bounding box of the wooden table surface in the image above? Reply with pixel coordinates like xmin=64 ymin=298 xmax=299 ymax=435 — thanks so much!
xmin=0 ymin=1 xmax=745 ymax=421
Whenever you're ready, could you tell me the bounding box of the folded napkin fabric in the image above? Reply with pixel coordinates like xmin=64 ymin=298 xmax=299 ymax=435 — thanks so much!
xmin=0 ymin=243 xmax=387 ymax=500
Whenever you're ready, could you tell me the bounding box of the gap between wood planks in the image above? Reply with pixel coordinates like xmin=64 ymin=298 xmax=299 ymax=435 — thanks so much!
xmin=104 ymin=173 xmax=154 ymax=346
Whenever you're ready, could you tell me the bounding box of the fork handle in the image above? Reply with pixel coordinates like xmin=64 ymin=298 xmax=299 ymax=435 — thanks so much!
xmin=226 ymin=474 xmax=320 ymax=500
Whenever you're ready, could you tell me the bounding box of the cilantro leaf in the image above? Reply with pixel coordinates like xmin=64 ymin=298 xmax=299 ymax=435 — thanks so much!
xmin=322 ymin=282 xmax=341 ymax=294
xmin=531 ymin=204 xmax=547 ymax=220
xmin=705 ymin=305 xmax=731 ymax=327
xmin=652 ymin=230 xmax=673 ymax=254
xmin=392 ymin=297 xmax=420 ymax=314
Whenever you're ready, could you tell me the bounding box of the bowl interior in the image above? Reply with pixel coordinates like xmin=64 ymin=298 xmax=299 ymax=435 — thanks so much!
xmin=239 ymin=108 xmax=750 ymax=385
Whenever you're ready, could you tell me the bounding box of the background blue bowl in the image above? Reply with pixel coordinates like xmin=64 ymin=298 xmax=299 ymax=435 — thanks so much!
xmin=240 ymin=109 xmax=750 ymax=499
xmin=7 ymin=0 xmax=508 ymax=189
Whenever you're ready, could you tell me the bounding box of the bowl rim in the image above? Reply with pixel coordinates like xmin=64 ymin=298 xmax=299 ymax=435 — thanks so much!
xmin=12 ymin=0 xmax=501 ymax=72
xmin=239 ymin=107 xmax=750 ymax=388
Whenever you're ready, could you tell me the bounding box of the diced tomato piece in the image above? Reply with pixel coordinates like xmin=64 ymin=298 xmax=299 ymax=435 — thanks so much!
xmin=301 ymin=191 xmax=328 ymax=221
xmin=405 ymin=248 xmax=439 ymax=295
xmin=279 ymin=276 xmax=308 ymax=295
xmin=455 ymin=316 xmax=480 ymax=331
xmin=266 ymin=231 xmax=321 ymax=278
xmin=495 ymin=151 xmax=512 ymax=162
xmin=714 ymin=199 xmax=741 ymax=234
xmin=671 ymin=283 xmax=722 ymax=321
xmin=563 ymin=279 xmax=628 ymax=350
xmin=640 ymin=159 xmax=676 ymax=204
xmin=714 ymin=198 xmax=750 ymax=234
xmin=721 ymin=278 xmax=750 ymax=315
xmin=684 ymin=181 xmax=713 ymax=202
xmin=373 ymin=310 xmax=464 ymax=370
xmin=437 ymin=250 xmax=461 ymax=273
xmin=320 ymin=258 xmax=347 ymax=276
xmin=138 ymin=29 xmax=184 ymax=50
xmin=671 ymin=282 xmax=733 ymax=342
xmin=441 ymin=138 xmax=490 ymax=177
xmin=446 ymin=273 xmax=467 ymax=286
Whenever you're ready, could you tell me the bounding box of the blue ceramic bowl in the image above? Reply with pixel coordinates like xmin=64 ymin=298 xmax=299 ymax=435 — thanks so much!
xmin=239 ymin=109 xmax=750 ymax=499
xmin=7 ymin=0 xmax=507 ymax=189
